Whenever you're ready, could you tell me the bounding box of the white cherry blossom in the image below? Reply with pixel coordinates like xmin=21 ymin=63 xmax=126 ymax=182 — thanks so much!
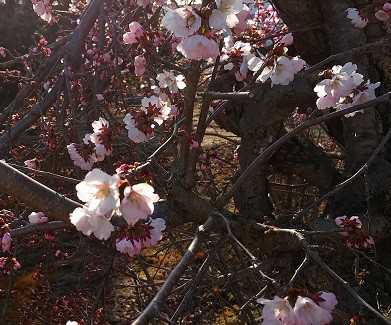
xmin=346 ymin=8 xmax=368 ymax=28
xmin=257 ymin=295 xmax=297 ymax=324
xmin=162 ymin=6 xmax=201 ymax=38
xmin=123 ymin=114 xmax=154 ymax=143
xmin=293 ymin=296 xmax=333 ymax=325
xmin=209 ymin=0 xmax=243 ymax=31
xmin=75 ymin=169 xmax=120 ymax=216
xmin=70 ymin=207 xmax=114 ymax=240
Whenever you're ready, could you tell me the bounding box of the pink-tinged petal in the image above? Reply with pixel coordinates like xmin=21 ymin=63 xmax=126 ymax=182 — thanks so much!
xmin=318 ymin=292 xmax=338 ymax=312
xmin=375 ymin=9 xmax=390 ymax=21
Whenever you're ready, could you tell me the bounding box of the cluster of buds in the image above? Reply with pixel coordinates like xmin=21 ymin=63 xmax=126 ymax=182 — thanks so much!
xmin=0 ymin=257 xmax=21 ymax=274
xmin=67 ymin=117 xmax=113 ymax=170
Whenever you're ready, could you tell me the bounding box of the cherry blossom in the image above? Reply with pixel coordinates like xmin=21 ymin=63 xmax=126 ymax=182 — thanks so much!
xmin=257 ymin=295 xmax=297 ymax=324
xmin=177 ymin=35 xmax=220 ymax=60
xmin=123 ymin=22 xmax=144 ymax=45
xmin=0 ymin=257 xmax=21 ymax=274
xmin=28 ymin=212 xmax=49 ymax=224
xmin=281 ymin=33 xmax=294 ymax=46
xmin=70 ymin=207 xmax=114 ymax=240
xmin=375 ymin=3 xmax=391 ymax=21
xmin=253 ymin=56 xmax=306 ymax=87
xmin=314 ymin=62 xmax=364 ymax=110
xmin=156 ymin=70 xmax=186 ymax=94
xmin=96 ymin=94 xmax=104 ymax=101
xmin=123 ymin=113 xmax=154 ymax=143
xmin=209 ymin=0 xmax=243 ymax=31
xmin=316 ymin=292 xmax=338 ymax=313
xmin=134 ymin=55 xmax=147 ymax=76
xmin=119 ymin=183 xmax=159 ymax=226
xmin=90 ymin=117 xmax=113 ymax=157
xmin=75 ymin=169 xmax=120 ymax=216
xmin=293 ymin=296 xmax=333 ymax=325
xmin=346 ymin=8 xmax=368 ymax=28
xmin=1 ymin=232 xmax=11 ymax=253
xmin=136 ymin=0 xmax=150 ymax=7
xmin=142 ymin=218 xmax=166 ymax=248
xmin=24 ymin=158 xmax=38 ymax=169
xmin=67 ymin=135 xmax=96 ymax=170
xmin=32 ymin=0 xmax=52 ymax=22
xmin=116 ymin=237 xmax=143 ymax=257
xmin=162 ymin=7 xmax=202 ymax=38
xmin=233 ymin=5 xmax=250 ymax=34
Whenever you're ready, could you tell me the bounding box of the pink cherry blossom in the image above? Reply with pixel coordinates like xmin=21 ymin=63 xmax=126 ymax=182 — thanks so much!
xmin=335 ymin=216 xmax=375 ymax=249
xmin=116 ymin=237 xmax=143 ymax=257
xmin=24 ymin=158 xmax=38 ymax=169
xmin=134 ymin=55 xmax=147 ymax=76
xmin=28 ymin=212 xmax=49 ymax=224
xmin=75 ymin=169 xmax=120 ymax=216
xmin=119 ymin=183 xmax=160 ymax=226
xmin=375 ymin=9 xmax=390 ymax=21
xmin=317 ymin=292 xmax=338 ymax=313
xmin=96 ymin=94 xmax=104 ymax=101
xmin=177 ymin=35 xmax=220 ymax=60
xmin=1 ymin=232 xmax=12 ymax=253
xmin=233 ymin=6 xmax=250 ymax=34
xmin=162 ymin=7 xmax=202 ymax=38
xmin=123 ymin=22 xmax=144 ymax=44
xmin=142 ymin=218 xmax=166 ymax=248
xmin=293 ymin=296 xmax=333 ymax=325
xmin=281 ymin=33 xmax=294 ymax=46
xmin=346 ymin=8 xmax=368 ymax=28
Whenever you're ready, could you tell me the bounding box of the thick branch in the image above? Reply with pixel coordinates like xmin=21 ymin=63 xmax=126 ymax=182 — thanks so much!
xmin=0 ymin=160 xmax=80 ymax=222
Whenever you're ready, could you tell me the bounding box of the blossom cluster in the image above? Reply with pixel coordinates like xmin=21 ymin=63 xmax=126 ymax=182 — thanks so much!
xmin=69 ymin=168 xmax=164 ymax=255
xmin=123 ymin=95 xmax=172 ymax=143
xmin=159 ymin=0 xmax=252 ymax=60
xmin=375 ymin=3 xmax=391 ymax=21
xmin=335 ymin=216 xmax=375 ymax=249
xmin=258 ymin=290 xmax=337 ymax=324
xmin=116 ymin=217 xmax=166 ymax=257
xmin=67 ymin=117 xmax=113 ymax=170
xmin=31 ymin=0 xmax=53 ymax=23
xmin=314 ymin=62 xmax=380 ymax=116
xmin=347 ymin=3 xmax=391 ymax=28
xmin=247 ymin=33 xmax=306 ymax=87
xmin=28 ymin=211 xmax=49 ymax=224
